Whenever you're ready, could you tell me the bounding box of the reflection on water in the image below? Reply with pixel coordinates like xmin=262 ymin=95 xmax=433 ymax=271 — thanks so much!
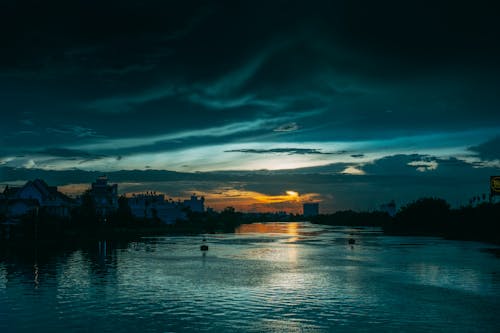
xmin=236 ymin=222 xmax=301 ymax=263
xmin=235 ymin=221 xmax=300 ymax=236
xmin=1 ymin=222 xmax=500 ymax=332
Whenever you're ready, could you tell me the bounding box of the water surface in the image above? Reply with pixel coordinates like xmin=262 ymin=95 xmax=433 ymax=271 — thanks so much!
xmin=1 ymin=222 xmax=499 ymax=332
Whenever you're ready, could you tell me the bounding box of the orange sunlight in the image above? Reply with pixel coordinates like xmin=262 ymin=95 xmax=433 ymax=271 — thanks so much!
xmin=58 ymin=183 xmax=321 ymax=214
xmin=57 ymin=183 xmax=90 ymax=197
xmin=195 ymin=189 xmax=321 ymax=213
xmin=254 ymin=190 xmax=300 ymax=204
xmin=236 ymin=221 xmax=300 ymax=234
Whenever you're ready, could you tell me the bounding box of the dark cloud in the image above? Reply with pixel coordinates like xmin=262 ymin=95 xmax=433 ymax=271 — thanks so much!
xmin=31 ymin=148 xmax=107 ymax=161
xmin=273 ymin=122 xmax=299 ymax=132
xmin=1 ymin=1 xmax=499 ymax=139
xmin=45 ymin=125 xmax=103 ymax=138
xmin=1 ymin=1 xmax=500 ymax=210
xmin=363 ymin=155 xmax=432 ymax=176
xmin=224 ymin=148 xmax=337 ymax=155
xmin=4 ymin=1 xmax=499 ymax=71
xmin=2 ymin=152 xmax=497 ymax=212
xmin=468 ymin=136 xmax=500 ymax=161
xmin=19 ymin=119 xmax=34 ymax=126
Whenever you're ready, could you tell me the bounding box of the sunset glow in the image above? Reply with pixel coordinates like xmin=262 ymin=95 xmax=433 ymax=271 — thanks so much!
xmin=1 ymin=2 xmax=499 ymax=332
xmin=1 ymin=0 xmax=499 ymax=213
xmin=189 ymin=189 xmax=320 ymax=213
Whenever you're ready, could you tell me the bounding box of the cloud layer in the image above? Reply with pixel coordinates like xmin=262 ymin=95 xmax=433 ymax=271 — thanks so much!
xmin=1 ymin=1 xmax=499 ymax=212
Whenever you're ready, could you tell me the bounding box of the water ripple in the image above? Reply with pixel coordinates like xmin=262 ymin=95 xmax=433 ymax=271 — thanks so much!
xmin=1 ymin=223 xmax=499 ymax=332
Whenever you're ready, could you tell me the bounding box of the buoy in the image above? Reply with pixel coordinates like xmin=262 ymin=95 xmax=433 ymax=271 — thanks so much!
xmin=348 ymin=238 xmax=355 ymax=245
xmin=200 ymin=237 xmax=208 ymax=251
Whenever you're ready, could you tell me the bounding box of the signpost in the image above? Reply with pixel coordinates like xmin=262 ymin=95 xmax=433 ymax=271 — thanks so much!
xmin=490 ymin=176 xmax=500 ymax=202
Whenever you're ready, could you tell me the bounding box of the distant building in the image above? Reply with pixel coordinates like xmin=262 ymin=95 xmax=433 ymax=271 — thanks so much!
xmin=183 ymin=194 xmax=205 ymax=212
xmin=380 ymin=200 xmax=396 ymax=217
xmin=0 ymin=179 xmax=75 ymax=218
xmin=128 ymin=193 xmax=186 ymax=224
xmin=303 ymin=203 xmax=319 ymax=217
xmin=89 ymin=176 xmax=118 ymax=217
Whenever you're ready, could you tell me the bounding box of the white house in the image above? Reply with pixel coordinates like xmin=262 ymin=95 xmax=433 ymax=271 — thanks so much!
xmin=129 ymin=193 xmax=187 ymax=224
xmin=5 ymin=199 xmax=39 ymax=217
xmin=1 ymin=179 xmax=75 ymax=218
xmin=183 ymin=194 xmax=205 ymax=212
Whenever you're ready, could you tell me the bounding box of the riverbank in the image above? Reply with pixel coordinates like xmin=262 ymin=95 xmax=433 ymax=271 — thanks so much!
xmin=2 ymin=197 xmax=499 ymax=247
xmin=311 ymin=199 xmax=500 ymax=245
xmin=0 ymin=207 xmax=257 ymax=247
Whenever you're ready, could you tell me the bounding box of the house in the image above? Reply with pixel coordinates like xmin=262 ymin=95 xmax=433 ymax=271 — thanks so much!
xmin=128 ymin=193 xmax=187 ymax=224
xmin=5 ymin=199 xmax=39 ymax=217
xmin=1 ymin=179 xmax=75 ymax=218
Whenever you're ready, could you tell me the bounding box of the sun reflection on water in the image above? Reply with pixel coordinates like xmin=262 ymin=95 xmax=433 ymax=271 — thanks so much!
xmin=235 ymin=222 xmax=300 ymax=236
xmin=235 ymin=223 xmax=302 ymax=273
xmin=1 ymin=223 xmax=500 ymax=332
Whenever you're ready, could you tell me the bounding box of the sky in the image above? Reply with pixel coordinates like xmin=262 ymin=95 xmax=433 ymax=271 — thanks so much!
xmin=1 ymin=0 xmax=499 ymax=213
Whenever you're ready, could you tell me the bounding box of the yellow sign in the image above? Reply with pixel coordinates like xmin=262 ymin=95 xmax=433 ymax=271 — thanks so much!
xmin=491 ymin=176 xmax=500 ymax=195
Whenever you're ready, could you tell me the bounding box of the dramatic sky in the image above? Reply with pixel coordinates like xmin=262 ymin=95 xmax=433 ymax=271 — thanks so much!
xmin=1 ymin=0 xmax=499 ymax=212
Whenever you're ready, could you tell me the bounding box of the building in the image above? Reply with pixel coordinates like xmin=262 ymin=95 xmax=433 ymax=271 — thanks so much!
xmin=303 ymin=203 xmax=319 ymax=217
xmin=0 ymin=179 xmax=75 ymax=218
xmin=88 ymin=176 xmax=118 ymax=217
xmin=2 ymin=199 xmax=39 ymax=218
xmin=128 ymin=193 xmax=186 ymax=224
xmin=183 ymin=194 xmax=205 ymax=212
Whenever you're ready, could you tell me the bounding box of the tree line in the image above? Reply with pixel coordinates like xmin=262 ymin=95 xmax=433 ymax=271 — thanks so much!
xmin=311 ymin=198 xmax=500 ymax=244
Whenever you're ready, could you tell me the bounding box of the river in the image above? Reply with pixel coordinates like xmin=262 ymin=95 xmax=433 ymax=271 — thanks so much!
xmin=1 ymin=222 xmax=499 ymax=332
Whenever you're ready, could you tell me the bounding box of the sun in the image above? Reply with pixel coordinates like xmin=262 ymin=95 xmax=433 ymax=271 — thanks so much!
xmin=286 ymin=190 xmax=299 ymax=197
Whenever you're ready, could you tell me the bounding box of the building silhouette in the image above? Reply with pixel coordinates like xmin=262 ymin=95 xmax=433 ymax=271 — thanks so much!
xmin=0 ymin=179 xmax=74 ymax=218
xmin=89 ymin=176 xmax=118 ymax=217
xmin=183 ymin=194 xmax=205 ymax=212
xmin=128 ymin=193 xmax=187 ymax=224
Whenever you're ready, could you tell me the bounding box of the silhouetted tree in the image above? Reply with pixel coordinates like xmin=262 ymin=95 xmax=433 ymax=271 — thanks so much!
xmin=223 ymin=206 xmax=235 ymax=214
xmin=311 ymin=210 xmax=390 ymax=226
xmin=108 ymin=195 xmax=135 ymax=226
xmin=384 ymin=197 xmax=451 ymax=235
xmin=72 ymin=190 xmax=98 ymax=227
